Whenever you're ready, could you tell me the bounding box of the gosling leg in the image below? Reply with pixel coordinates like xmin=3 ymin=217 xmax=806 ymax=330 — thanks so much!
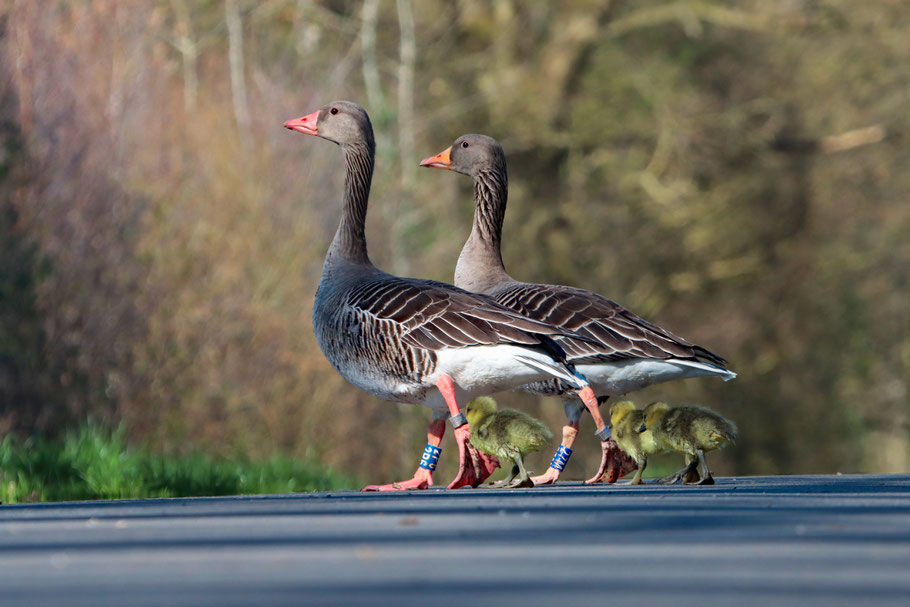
xmin=509 ymin=452 xmax=534 ymax=488
xmin=695 ymin=450 xmax=715 ymax=485
xmin=487 ymin=464 xmax=519 ymax=488
xmin=659 ymin=458 xmax=699 ymax=485
xmin=621 ymin=459 xmax=647 ymax=485
xmin=682 ymin=454 xmax=701 ymax=483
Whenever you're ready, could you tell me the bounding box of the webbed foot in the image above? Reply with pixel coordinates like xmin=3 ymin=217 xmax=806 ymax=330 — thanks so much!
xmin=584 ymin=438 xmax=637 ymax=484
xmin=362 ymin=468 xmax=433 ymax=491
xmin=530 ymin=467 xmax=561 ymax=486
xmin=695 ymin=474 xmax=715 ymax=485
xmin=659 ymin=461 xmax=699 ymax=485
xmin=447 ymin=425 xmax=500 ymax=489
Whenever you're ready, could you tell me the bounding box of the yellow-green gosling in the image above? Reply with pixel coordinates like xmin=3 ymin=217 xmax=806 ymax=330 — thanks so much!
xmin=639 ymin=402 xmax=738 ymax=485
xmin=608 ymin=401 xmax=664 ymax=485
xmin=464 ymin=397 xmax=553 ymax=488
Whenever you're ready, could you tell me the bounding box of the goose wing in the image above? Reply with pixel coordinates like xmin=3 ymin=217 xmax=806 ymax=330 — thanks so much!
xmin=493 ymin=283 xmax=728 ymax=366
xmin=345 ymin=276 xmax=573 ymax=351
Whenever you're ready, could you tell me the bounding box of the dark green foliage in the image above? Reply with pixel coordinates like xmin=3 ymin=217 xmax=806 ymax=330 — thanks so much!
xmin=0 ymin=424 xmax=358 ymax=503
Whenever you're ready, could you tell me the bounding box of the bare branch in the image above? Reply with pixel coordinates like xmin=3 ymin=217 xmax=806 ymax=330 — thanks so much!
xmin=9 ymin=0 xmax=35 ymax=135
xmin=606 ymin=1 xmax=783 ymax=38
xmin=819 ymin=125 xmax=886 ymax=154
xmin=397 ymin=0 xmax=416 ymax=193
xmin=171 ymin=0 xmax=198 ymax=113
xmin=225 ymin=0 xmax=251 ymax=148
xmin=360 ymin=0 xmax=383 ymax=110
xmin=773 ymin=125 xmax=886 ymax=154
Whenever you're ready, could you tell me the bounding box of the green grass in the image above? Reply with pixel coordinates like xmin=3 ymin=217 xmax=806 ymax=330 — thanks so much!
xmin=0 ymin=424 xmax=359 ymax=504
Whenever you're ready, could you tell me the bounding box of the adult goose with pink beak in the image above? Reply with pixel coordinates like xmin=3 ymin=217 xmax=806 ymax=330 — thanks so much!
xmin=284 ymin=102 xmax=606 ymax=491
xmin=421 ymin=134 xmax=736 ymax=485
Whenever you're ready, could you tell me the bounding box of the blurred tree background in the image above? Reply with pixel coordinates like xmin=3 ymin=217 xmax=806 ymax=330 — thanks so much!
xmin=0 ymin=0 xmax=907 ymax=488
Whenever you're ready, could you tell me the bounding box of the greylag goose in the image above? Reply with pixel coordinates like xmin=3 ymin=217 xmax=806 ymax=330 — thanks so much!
xmin=284 ymin=102 xmax=605 ymax=491
xmin=420 ymin=134 xmax=736 ymax=485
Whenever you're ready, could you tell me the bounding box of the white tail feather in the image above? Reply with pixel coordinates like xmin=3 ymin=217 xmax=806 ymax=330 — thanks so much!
xmin=514 ymin=354 xmax=589 ymax=389
xmin=671 ymin=359 xmax=737 ymax=381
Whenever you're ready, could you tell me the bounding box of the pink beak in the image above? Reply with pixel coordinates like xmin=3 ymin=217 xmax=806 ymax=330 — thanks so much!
xmin=284 ymin=109 xmax=320 ymax=135
xmin=419 ymin=146 xmax=453 ymax=169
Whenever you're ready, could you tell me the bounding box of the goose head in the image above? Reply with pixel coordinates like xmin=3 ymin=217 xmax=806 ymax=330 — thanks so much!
xmin=420 ymin=134 xmax=506 ymax=177
xmin=284 ymin=100 xmax=374 ymax=148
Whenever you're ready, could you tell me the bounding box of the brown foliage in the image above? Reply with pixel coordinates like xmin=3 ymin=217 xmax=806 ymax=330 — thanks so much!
xmin=0 ymin=1 xmax=907 ymax=482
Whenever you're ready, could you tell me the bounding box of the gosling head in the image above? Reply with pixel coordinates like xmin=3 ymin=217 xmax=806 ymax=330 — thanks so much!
xmin=284 ymin=100 xmax=375 ymax=149
xmin=608 ymin=400 xmax=638 ymax=438
xmin=639 ymin=401 xmax=671 ymax=433
xmin=420 ymin=134 xmax=507 ymax=179
xmin=464 ymin=396 xmax=498 ymax=426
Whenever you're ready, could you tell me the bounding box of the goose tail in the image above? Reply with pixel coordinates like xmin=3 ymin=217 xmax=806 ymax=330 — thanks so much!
xmin=513 ymin=354 xmax=590 ymax=390
xmin=672 ymin=359 xmax=737 ymax=382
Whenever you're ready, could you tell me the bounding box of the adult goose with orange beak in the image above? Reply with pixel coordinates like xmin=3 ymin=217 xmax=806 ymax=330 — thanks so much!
xmin=421 ymin=134 xmax=735 ymax=485
xmin=284 ymin=103 xmax=606 ymax=491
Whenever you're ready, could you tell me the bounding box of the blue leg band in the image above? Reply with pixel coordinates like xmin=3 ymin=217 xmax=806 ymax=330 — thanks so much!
xmin=418 ymin=444 xmax=442 ymax=471
xmin=549 ymin=445 xmax=573 ymax=471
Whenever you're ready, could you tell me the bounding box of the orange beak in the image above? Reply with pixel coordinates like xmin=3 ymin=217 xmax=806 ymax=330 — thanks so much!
xmin=284 ymin=109 xmax=320 ymax=135
xmin=419 ymin=146 xmax=452 ymax=169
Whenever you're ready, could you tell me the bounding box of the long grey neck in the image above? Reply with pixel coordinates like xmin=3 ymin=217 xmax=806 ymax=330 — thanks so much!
xmin=454 ymin=168 xmax=514 ymax=292
xmin=326 ymin=140 xmax=374 ymax=267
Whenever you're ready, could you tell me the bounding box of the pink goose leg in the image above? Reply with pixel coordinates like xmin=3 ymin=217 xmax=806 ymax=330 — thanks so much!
xmin=361 ymin=418 xmax=446 ymax=491
xmin=436 ymin=375 xmax=500 ymax=489
xmin=530 ymin=423 xmax=579 ymax=485
xmin=576 ymin=386 xmax=637 ymax=484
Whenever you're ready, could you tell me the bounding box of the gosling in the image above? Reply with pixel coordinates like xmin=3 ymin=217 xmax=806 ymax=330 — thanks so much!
xmin=464 ymin=397 xmax=553 ymax=488
xmin=639 ymin=401 xmax=738 ymax=485
xmin=608 ymin=401 xmax=664 ymax=485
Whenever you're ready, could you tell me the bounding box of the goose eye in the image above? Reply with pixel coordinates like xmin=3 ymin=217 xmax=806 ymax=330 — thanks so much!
xmin=461 ymin=141 xmax=469 ymax=148
xmin=330 ymin=107 xmax=338 ymax=115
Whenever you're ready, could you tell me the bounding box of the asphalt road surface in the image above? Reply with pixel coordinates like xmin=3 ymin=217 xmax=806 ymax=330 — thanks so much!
xmin=1 ymin=474 xmax=909 ymax=606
